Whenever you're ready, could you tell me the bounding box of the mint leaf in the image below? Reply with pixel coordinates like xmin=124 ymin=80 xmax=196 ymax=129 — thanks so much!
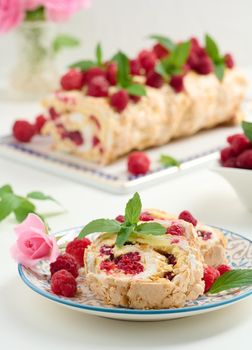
xmin=14 ymin=198 xmax=36 ymax=222
xmin=27 ymin=191 xmax=59 ymax=204
xmin=205 ymin=34 xmax=220 ymax=62
xmin=0 ymin=184 xmax=13 ymax=197
xmin=112 ymin=51 xmax=131 ymax=88
xmin=126 ymin=84 xmax=146 ymax=96
xmin=116 ymin=225 xmax=134 ymax=247
xmin=78 ymin=219 xmax=120 ymax=239
xmin=149 ymin=34 xmax=175 ymax=51
xmin=0 ymin=193 xmax=21 ymax=221
xmin=242 ymin=121 xmax=252 ymax=143
xmin=208 ymin=269 xmax=252 ymax=294
xmin=169 ymin=41 xmax=191 ymax=67
xmin=125 ymin=192 xmax=142 ymax=225
xmin=69 ymin=60 xmax=96 ymax=71
xmin=52 ymin=34 xmax=80 ymax=54
xmin=136 ymin=222 xmax=166 ymax=235
xmin=160 ymin=154 xmax=180 ymax=167
xmin=96 ymin=42 xmax=103 ymax=66
xmin=214 ymin=62 xmax=225 ymax=81
xmin=155 ymin=62 xmax=169 ymax=79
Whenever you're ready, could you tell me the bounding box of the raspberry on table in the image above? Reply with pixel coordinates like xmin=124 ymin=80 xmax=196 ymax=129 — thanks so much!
xmin=127 ymin=151 xmax=150 ymax=175
xmin=146 ymin=71 xmax=164 ymax=88
xmin=170 ymin=75 xmax=184 ymax=93
xmin=203 ymin=265 xmax=220 ymax=292
xmin=13 ymin=120 xmax=36 ymax=143
xmin=236 ymin=149 xmax=252 ymax=169
xmin=60 ymin=69 xmax=85 ymax=91
xmin=178 ymin=210 xmax=197 ymax=226
xmin=51 ymin=269 xmax=77 ymax=297
xmin=50 ymin=253 xmax=79 ymax=277
xmin=110 ymin=89 xmax=129 ymax=112
xmin=166 ymin=223 xmax=184 ymax=236
xmin=66 ymin=238 xmax=91 ymax=267
xmin=217 ymin=264 xmax=232 ymax=275
xmin=34 ymin=115 xmax=47 ymax=134
xmin=87 ymin=76 xmax=109 ymax=97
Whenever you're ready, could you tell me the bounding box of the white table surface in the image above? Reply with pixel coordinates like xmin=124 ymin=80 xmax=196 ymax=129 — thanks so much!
xmin=0 ymin=96 xmax=252 ymax=350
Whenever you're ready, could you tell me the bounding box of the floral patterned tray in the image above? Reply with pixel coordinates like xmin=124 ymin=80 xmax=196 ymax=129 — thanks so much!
xmin=18 ymin=226 xmax=252 ymax=321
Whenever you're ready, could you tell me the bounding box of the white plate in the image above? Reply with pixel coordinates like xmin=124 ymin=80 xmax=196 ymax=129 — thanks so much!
xmin=18 ymin=227 xmax=252 ymax=321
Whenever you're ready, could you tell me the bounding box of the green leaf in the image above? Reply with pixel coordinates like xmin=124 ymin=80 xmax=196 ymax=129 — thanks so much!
xmin=0 ymin=184 xmax=13 ymax=197
xmin=160 ymin=154 xmax=180 ymax=167
xmin=242 ymin=121 xmax=252 ymax=143
xmin=14 ymin=198 xmax=36 ymax=222
xmin=27 ymin=191 xmax=59 ymax=204
xmin=69 ymin=60 xmax=96 ymax=71
xmin=208 ymin=269 xmax=252 ymax=294
xmin=96 ymin=42 xmax=103 ymax=66
xmin=155 ymin=62 xmax=169 ymax=79
xmin=116 ymin=225 xmax=134 ymax=247
xmin=112 ymin=51 xmax=131 ymax=88
xmin=169 ymin=41 xmax=191 ymax=68
xmin=149 ymin=34 xmax=176 ymax=51
xmin=136 ymin=222 xmax=166 ymax=235
xmin=0 ymin=193 xmax=21 ymax=221
xmin=78 ymin=219 xmax=121 ymax=239
xmin=126 ymin=84 xmax=146 ymax=96
xmin=205 ymin=34 xmax=220 ymax=62
xmin=214 ymin=62 xmax=225 ymax=81
xmin=52 ymin=34 xmax=80 ymax=53
xmin=125 ymin=192 xmax=142 ymax=225
xmin=25 ymin=6 xmax=45 ymax=21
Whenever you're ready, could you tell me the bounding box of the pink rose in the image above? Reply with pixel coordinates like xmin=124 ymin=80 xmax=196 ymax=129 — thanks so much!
xmin=11 ymin=213 xmax=60 ymax=268
xmin=23 ymin=1 xmax=44 ymax=11
xmin=43 ymin=0 xmax=90 ymax=22
xmin=0 ymin=0 xmax=24 ymax=32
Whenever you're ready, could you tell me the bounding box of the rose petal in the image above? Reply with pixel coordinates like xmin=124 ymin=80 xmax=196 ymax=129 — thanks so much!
xmin=10 ymin=244 xmax=37 ymax=268
xmin=31 ymin=241 xmax=51 ymax=259
xmin=15 ymin=214 xmax=46 ymax=237
xmin=48 ymin=236 xmax=60 ymax=262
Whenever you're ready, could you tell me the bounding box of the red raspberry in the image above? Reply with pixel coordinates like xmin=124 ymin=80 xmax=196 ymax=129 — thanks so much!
xmin=139 ymin=212 xmax=154 ymax=221
xmin=217 ymin=264 xmax=232 ymax=275
xmin=170 ymin=75 xmax=184 ymax=93
xmin=130 ymin=59 xmax=142 ymax=75
xmin=146 ymin=71 xmax=164 ymax=88
xmin=35 ymin=115 xmax=47 ymax=134
xmin=100 ymin=260 xmax=116 ymax=273
xmin=106 ymin=62 xmax=117 ymax=85
xmin=190 ymin=37 xmax=201 ymax=51
xmin=203 ymin=266 xmax=220 ymax=292
xmin=220 ymin=146 xmax=236 ymax=163
xmin=50 ymin=253 xmax=79 ymax=278
xmin=138 ymin=50 xmax=156 ymax=73
xmin=230 ymin=134 xmax=250 ymax=154
xmin=167 ymin=223 xmax=184 ymax=236
xmin=194 ymin=55 xmax=213 ymax=75
xmin=164 ymin=271 xmax=175 ymax=281
xmin=13 ymin=120 xmax=36 ymax=143
xmin=152 ymin=43 xmax=169 ymax=59
xmin=51 ymin=269 xmax=77 ymax=297
xmin=223 ymin=157 xmax=237 ymax=168
xmin=130 ymin=95 xmax=141 ymax=103
xmin=110 ymin=89 xmax=129 ymax=112
xmin=66 ymin=238 xmax=91 ymax=267
xmin=49 ymin=107 xmax=60 ymax=120
xmin=63 ymin=131 xmax=84 ymax=146
xmin=115 ymin=215 xmax=125 ymax=223
xmin=87 ymin=76 xmax=109 ymax=97
xmin=227 ymin=133 xmax=243 ymax=145
xmin=178 ymin=210 xmax=197 ymax=226
xmin=100 ymin=245 xmax=114 ymax=259
xmin=236 ymin=149 xmax=252 ymax=169
xmin=114 ymin=252 xmax=144 ymax=275
xmin=60 ymin=69 xmax=85 ymax=91
xmin=197 ymin=230 xmax=212 ymax=241
xmin=85 ymin=67 xmax=105 ymax=84
xmin=127 ymin=151 xmax=150 ymax=175
xmin=224 ymin=53 xmax=234 ymax=69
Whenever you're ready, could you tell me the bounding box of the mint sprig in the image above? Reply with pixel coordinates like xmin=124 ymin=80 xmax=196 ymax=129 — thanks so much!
xmin=242 ymin=121 xmax=252 ymax=143
xmin=52 ymin=34 xmax=80 ymax=54
xmin=160 ymin=154 xmax=180 ymax=168
xmin=70 ymin=43 xmax=104 ymax=70
xmin=208 ymin=269 xmax=252 ymax=294
xmin=0 ymin=184 xmax=62 ymax=223
xmin=205 ymin=34 xmax=225 ymax=81
xmin=150 ymin=34 xmax=176 ymax=51
xmin=77 ymin=192 xmax=166 ymax=246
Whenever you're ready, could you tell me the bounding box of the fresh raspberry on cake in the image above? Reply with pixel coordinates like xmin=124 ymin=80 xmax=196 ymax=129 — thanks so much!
xmin=203 ymin=265 xmax=220 ymax=292
xmin=236 ymin=149 xmax=252 ymax=169
xmin=48 ymin=107 xmax=60 ymax=120
xmin=194 ymin=55 xmax=213 ymax=75
xmin=224 ymin=53 xmax=234 ymax=69
xmin=50 ymin=253 xmax=79 ymax=278
xmin=35 ymin=115 xmax=47 ymax=134
xmin=106 ymin=62 xmax=117 ymax=85
xmin=85 ymin=67 xmax=106 ymax=84
xmin=130 ymin=59 xmax=142 ymax=75
xmin=178 ymin=210 xmax=197 ymax=226
xmin=87 ymin=76 xmax=109 ymax=97
xmin=60 ymin=69 xmax=85 ymax=91
xmin=167 ymin=223 xmax=184 ymax=236
xmin=13 ymin=120 xmax=36 ymax=143
xmin=127 ymin=151 xmax=150 ymax=175
xmin=51 ymin=269 xmax=77 ymax=297
xmin=217 ymin=264 xmax=232 ymax=275
xmin=170 ymin=75 xmax=184 ymax=93
xmin=152 ymin=43 xmax=169 ymax=59
xmin=110 ymin=89 xmax=129 ymax=112
xmin=66 ymin=238 xmax=91 ymax=267
xmin=139 ymin=212 xmax=154 ymax=221
xmin=138 ymin=50 xmax=156 ymax=73
xmin=146 ymin=71 xmax=164 ymax=88
xmin=115 ymin=215 xmax=125 ymax=223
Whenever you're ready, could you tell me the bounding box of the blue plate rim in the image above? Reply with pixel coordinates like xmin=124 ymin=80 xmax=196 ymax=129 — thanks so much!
xmin=18 ymin=227 xmax=252 ymax=316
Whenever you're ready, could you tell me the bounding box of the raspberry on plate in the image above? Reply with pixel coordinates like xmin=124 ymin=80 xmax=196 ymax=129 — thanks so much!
xmin=230 ymin=134 xmax=250 ymax=154
xmin=220 ymin=146 xmax=236 ymax=163
xmin=66 ymin=238 xmax=91 ymax=267
xmin=178 ymin=210 xmax=197 ymax=226
xmin=51 ymin=269 xmax=77 ymax=297
xmin=110 ymin=89 xmax=129 ymax=112
xmin=217 ymin=264 xmax=232 ymax=275
xmin=50 ymin=253 xmax=79 ymax=278
xmin=236 ymin=149 xmax=252 ymax=169
xmin=127 ymin=151 xmax=150 ymax=175
xmin=60 ymin=69 xmax=85 ymax=91
xmin=203 ymin=265 xmax=220 ymax=292
xmin=13 ymin=120 xmax=36 ymax=143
